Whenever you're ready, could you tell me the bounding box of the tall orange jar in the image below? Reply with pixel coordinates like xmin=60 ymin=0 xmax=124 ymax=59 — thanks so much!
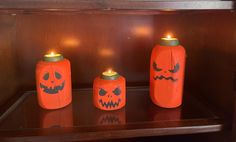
xmin=150 ymin=35 xmax=186 ymax=108
xmin=36 ymin=52 xmax=72 ymax=109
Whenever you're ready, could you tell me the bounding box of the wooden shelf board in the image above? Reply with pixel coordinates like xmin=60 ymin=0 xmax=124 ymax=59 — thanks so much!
xmin=0 ymin=0 xmax=234 ymax=11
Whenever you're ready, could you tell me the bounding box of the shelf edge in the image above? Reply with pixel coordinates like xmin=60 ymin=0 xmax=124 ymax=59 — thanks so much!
xmin=0 ymin=1 xmax=234 ymax=11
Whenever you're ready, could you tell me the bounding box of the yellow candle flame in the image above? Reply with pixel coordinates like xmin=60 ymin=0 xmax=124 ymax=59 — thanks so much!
xmin=166 ymin=34 xmax=171 ymax=39
xmin=45 ymin=51 xmax=61 ymax=57
xmin=50 ymin=51 xmax=55 ymax=56
xmin=108 ymin=69 xmax=112 ymax=74
xmin=161 ymin=34 xmax=177 ymax=41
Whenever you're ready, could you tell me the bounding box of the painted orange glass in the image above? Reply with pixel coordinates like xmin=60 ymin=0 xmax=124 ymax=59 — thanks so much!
xmin=93 ymin=76 xmax=126 ymax=111
xmin=150 ymin=40 xmax=186 ymax=108
xmin=36 ymin=58 xmax=72 ymax=109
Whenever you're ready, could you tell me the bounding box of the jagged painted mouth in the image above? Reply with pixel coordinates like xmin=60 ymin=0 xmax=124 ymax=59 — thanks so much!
xmin=99 ymin=99 xmax=121 ymax=108
xmin=100 ymin=115 xmax=121 ymax=124
xmin=40 ymin=81 xmax=65 ymax=94
xmin=153 ymin=75 xmax=178 ymax=82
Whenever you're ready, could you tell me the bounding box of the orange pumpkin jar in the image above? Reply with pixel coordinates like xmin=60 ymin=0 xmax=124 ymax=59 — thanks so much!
xmin=93 ymin=70 xmax=126 ymax=111
xmin=150 ymin=35 xmax=186 ymax=108
xmin=36 ymin=52 xmax=72 ymax=110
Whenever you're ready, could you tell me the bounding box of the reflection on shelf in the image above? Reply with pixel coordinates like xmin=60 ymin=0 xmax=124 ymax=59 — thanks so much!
xmin=40 ymin=104 xmax=73 ymax=128
xmin=94 ymin=108 xmax=126 ymax=125
xmin=0 ymin=88 xmax=222 ymax=140
xmin=148 ymin=104 xmax=181 ymax=121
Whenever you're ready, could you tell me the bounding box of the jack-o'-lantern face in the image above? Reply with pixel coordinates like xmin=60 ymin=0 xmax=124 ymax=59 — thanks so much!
xmin=40 ymin=68 xmax=65 ymax=95
xmin=98 ymin=86 xmax=122 ymax=109
xmin=93 ymin=76 xmax=126 ymax=111
xmin=150 ymin=46 xmax=183 ymax=83
xmin=152 ymin=61 xmax=180 ymax=82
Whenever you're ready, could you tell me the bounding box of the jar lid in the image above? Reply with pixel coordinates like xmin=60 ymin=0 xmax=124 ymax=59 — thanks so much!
xmin=160 ymin=37 xmax=179 ymax=46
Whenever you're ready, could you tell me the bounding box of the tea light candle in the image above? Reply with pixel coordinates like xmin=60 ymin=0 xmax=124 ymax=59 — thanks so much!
xmin=93 ymin=69 xmax=126 ymax=111
xmin=36 ymin=51 xmax=72 ymax=110
xmin=44 ymin=52 xmax=64 ymax=62
xmin=160 ymin=34 xmax=179 ymax=46
xmin=101 ymin=69 xmax=120 ymax=80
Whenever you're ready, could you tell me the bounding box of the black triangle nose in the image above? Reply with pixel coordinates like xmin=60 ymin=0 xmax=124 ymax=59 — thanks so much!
xmin=51 ymin=81 xmax=54 ymax=83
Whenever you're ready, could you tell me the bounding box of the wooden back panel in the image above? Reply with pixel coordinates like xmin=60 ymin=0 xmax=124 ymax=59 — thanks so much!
xmin=14 ymin=14 xmax=155 ymax=88
xmin=0 ymin=14 xmax=19 ymax=105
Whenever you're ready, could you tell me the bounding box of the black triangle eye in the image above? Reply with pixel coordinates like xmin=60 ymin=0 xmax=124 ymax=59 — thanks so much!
xmin=153 ymin=62 xmax=162 ymax=72
xmin=169 ymin=63 xmax=180 ymax=73
xmin=113 ymin=87 xmax=121 ymax=96
xmin=55 ymin=72 xmax=62 ymax=79
xmin=99 ymin=88 xmax=107 ymax=96
xmin=43 ymin=73 xmax=49 ymax=80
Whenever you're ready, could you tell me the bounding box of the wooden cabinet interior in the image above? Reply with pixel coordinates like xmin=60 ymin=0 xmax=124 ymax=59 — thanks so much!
xmin=0 ymin=8 xmax=235 ymax=141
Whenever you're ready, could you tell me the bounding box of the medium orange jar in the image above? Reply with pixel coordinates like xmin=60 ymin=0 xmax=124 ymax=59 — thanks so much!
xmin=36 ymin=52 xmax=72 ymax=109
xmin=93 ymin=70 xmax=126 ymax=111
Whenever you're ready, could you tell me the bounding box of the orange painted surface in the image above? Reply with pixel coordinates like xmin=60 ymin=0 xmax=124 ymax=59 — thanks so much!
xmin=36 ymin=59 xmax=72 ymax=109
xmin=150 ymin=45 xmax=186 ymax=108
xmin=93 ymin=76 xmax=126 ymax=111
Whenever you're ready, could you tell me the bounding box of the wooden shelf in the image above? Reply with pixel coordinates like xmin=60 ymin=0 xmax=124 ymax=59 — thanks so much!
xmin=0 ymin=87 xmax=223 ymax=142
xmin=0 ymin=0 xmax=234 ymax=11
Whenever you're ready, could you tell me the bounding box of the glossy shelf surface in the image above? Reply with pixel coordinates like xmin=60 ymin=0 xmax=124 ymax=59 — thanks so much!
xmin=0 ymin=87 xmax=222 ymax=142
